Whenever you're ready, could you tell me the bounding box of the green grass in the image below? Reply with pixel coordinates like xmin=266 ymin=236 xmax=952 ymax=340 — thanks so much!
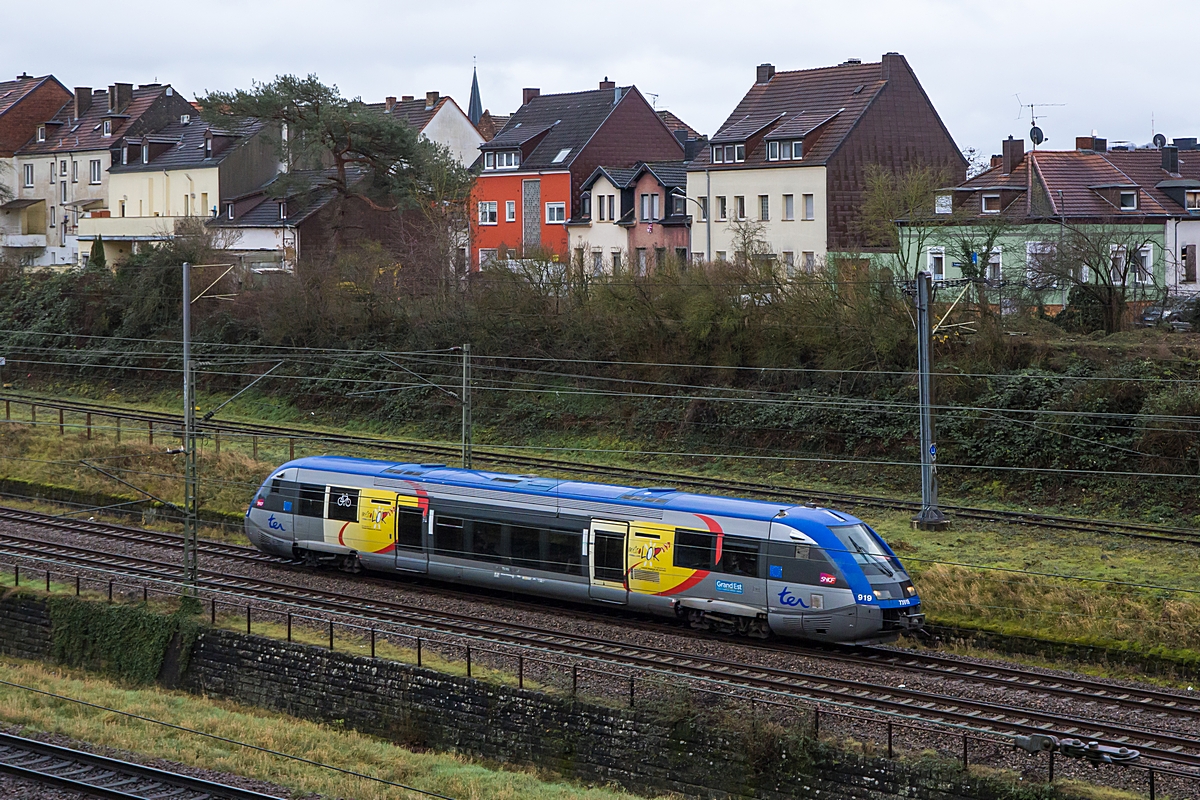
xmin=0 ymin=656 xmax=662 ymax=800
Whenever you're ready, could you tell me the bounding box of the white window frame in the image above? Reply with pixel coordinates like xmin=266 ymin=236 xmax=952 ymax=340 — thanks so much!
xmin=477 ymin=200 xmax=498 ymax=225
xmin=1026 ymin=241 xmax=1058 ymax=288
xmin=640 ymin=194 xmax=650 ymax=222
xmin=36 ymin=126 xmax=45 ymax=142
xmin=49 ymin=205 xmax=56 ymax=227
xmin=552 ymin=148 xmax=571 ymax=163
xmin=759 ymin=194 xmax=769 ymax=221
xmin=767 ymin=141 xmax=779 ymax=161
xmin=791 ymin=141 xmax=802 ymax=160
xmin=734 ymin=144 xmax=745 ymax=162
xmin=485 ymin=152 xmax=495 ymax=169
xmin=716 ymin=196 xmax=727 ymax=222
xmin=782 ymin=250 xmax=795 ymax=277
xmin=48 ymin=161 xmax=55 ymax=184
xmin=715 ymin=250 xmax=727 ymax=262
xmin=723 ymin=145 xmax=735 ymax=163
xmin=1119 ymin=190 xmax=1138 ymax=211
xmin=802 ymin=193 xmax=815 ymax=221
xmin=711 ymin=145 xmax=724 ymax=164
xmin=935 ymin=194 xmax=952 ymax=214
xmin=141 ymin=144 xmax=149 ymax=164
xmin=607 ymin=195 xmax=615 ymax=221
xmin=986 ymin=246 xmax=1002 ymax=281
xmin=71 ymin=161 xmax=78 ymax=183
xmin=591 ymin=249 xmax=604 ymax=275
xmin=1134 ymin=244 xmax=1153 ymax=283
xmin=505 ymin=200 xmax=516 ymax=223
xmin=479 ymin=248 xmax=497 ymax=267
xmin=102 ymin=119 xmax=111 ymax=137
xmin=60 ymin=181 xmax=67 ymax=203
xmin=545 ymin=202 xmax=565 ymax=224
xmin=652 ymin=193 xmax=660 ymax=220
xmin=735 ymin=195 xmax=745 ymax=220
xmin=803 ymin=251 xmax=816 ymax=272
xmin=23 ymin=163 xmax=33 ymax=187
xmin=697 ymin=196 xmax=707 ymax=222
xmin=89 ymin=159 xmax=101 ymax=184
xmin=928 ymin=246 xmax=946 ymax=280
xmin=981 ymin=193 xmax=1001 ymax=214
xmin=1186 ymin=190 xmax=1200 ymax=210
xmin=783 ymin=194 xmax=794 ymax=221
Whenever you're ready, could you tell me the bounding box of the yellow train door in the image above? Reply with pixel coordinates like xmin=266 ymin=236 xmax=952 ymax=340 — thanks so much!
xmin=346 ymin=489 xmax=398 ymax=555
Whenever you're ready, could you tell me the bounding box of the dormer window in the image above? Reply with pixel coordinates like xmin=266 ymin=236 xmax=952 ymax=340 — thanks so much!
xmin=1119 ymin=191 xmax=1138 ymax=210
xmin=1187 ymin=190 xmax=1200 ymax=210
xmin=227 ymin=203 xmax=234 ymax=220
xmin=102 ymin=119 xmax=112 ymax=137
xmin=36 ymin=125 xmax=45 ymax=142
xmin=734 ymin=144 xmax=745 ymax=162
xmin=768 ymin=141 xmax=779 ymax=161
xmin=580 ymin=192 xmax=591 ymax=218
xmin=204 ymin=138 xmax=212 ymax=159
xmin=485 ymin=152 xmax=495 ymax=169
xmin=982 ymin=194 xmax=1001 ymax=213
xmin=935 ymin=194 xmax=953 ymax=214
xmin=180 ymin=114 xmax=191 ymax=125
xmin=789 ymin=141 xmax=802 ymax=160
xmin=141 ymin=144 xmax=149 ymax=164
xmin=712 ymin=146 xmax=724 ymax=163
xmin=279 ymin=201 xmax=287 ymax=219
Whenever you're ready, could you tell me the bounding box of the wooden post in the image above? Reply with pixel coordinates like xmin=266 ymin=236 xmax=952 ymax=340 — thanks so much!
xmin=289 ymin=438 xmax=295 ymax=460
xmin=252 ymin=435 xmax=258 ymax=460
xmin=286 ymin=613 xmax=292 ymax=642
xmin=370 ymin=629 xmax=375 ymax=658
xmin=416 ymin=638 xmax=422 ymax=667
xmin=629 ymin=677 xmax=634 ymax=707
xmin=58 ymin=408 xmax=64 ymax=434
xmin=571 ymin=665 xmax=577 ymax=696
xmin=211 ymin=599 xmax=216 ymax=625
xmin=86 ymin=413 xmax=92 ymax=440
xmin=962 ymin=734 xmax=969 ymax=769
xmin=148 ymin=420 xmax=153 ymax=445
xmin=75 ymin=575 xmax=80 ymax=596
xmin=4 ymin=399 xmax=9 ymax=420
xmin=30 ymin=404 xmax=35 ymax=426
xmin=518 ymin=656 xmax=523 ymax=689
xmin=45 ymin=570 xmax=50 ymax=592
xmin=246 ymin=604 xmax=251 ymax=634
xmin=887 ymin=720 xmax=893 ymax=759
xmin=214 ymin=430 xmax=220 ymax=456
xmin=328 ymin=620 xmax=334 ymax=650
xmin=116 ymin=417 xmax=121 ymax=443
xmin=466 ymin=646 xmax=471 ymax=678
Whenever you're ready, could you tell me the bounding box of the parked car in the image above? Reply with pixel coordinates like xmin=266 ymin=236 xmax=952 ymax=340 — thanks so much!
xmin=1139 ymin=297 xmax=1198 ymax=331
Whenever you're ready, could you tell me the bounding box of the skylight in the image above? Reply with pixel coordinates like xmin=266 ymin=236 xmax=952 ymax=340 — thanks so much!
xmin=552 ymin=148 xmax=572 ymax=163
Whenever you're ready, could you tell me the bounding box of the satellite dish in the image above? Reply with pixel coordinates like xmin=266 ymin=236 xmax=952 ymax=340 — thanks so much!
xmin=1030 ymin=126 xmax=1045 ymax=146
xmin=1153 ymin=133 xmax=1167 ymax=148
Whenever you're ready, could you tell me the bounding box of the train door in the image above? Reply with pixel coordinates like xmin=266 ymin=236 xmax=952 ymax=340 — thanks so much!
xmin=391 ymin=495 xmax=428 ymax=574
xmin=588 ymin=520 xmax=628 ymax=604
xmin=349 ymin=489 xmax=398 ymax=560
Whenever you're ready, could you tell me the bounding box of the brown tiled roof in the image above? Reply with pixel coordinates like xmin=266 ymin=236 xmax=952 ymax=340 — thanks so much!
xmin=656 ymin=110 xmax=701 ymax=140
xmin=476 ymin=111 xmax=508 ymax=141
xmin=0 ymin=75 xmax=63 ymax=116
xmin=365 ymin=96 xmax=441 ymax=131
xmin=689 ymin=60 xmax=887 ymax=169
xmin=17 ymin=85 xmax=177 ymax=156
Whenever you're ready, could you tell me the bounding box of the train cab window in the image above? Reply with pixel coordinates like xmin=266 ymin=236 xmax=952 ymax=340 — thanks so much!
xmin=545 ymin=530 xmax=582 ymax=575
xmin=261 ymin=479 xmax=297 ymax=512
xmin=830 ymin=524 xmax=896 ymax=577
xmin=471 ymin=520 xmax=503 ymax=563
xmin=297 ymin=484 xmax=325 ymax=518
xmin=716 ymin=537 xmax=760 ymax=578
xmin=766 ymin=542 xmax=842 ymax=586
xmin=434 ymin=516 xmax=466 ymax=556
xmin=674 ymin=529 xmax=714 ymax=570
xmin=327 ymin=487 xmax=359 ymax=522
xmin=510 ymin=525 xmax=541 ymax=569
xmin=395 ymin=510 xmax=424 ymax=550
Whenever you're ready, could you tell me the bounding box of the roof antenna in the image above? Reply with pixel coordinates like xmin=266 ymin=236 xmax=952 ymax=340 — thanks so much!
xmin=1015 ymin=94 xmax=1064 ymax=149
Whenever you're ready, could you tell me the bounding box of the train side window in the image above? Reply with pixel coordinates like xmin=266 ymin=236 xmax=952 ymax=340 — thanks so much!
xmin=767 ymin=542 xmax=843 ymax=586
xmin=510 ymin=526 xmax=541 ymax=569
xmin=545 ymin=530 xmax=582 ymax=575
xmin=716 ymin=536 xmax=760 ymax=578
xmin=261 ymin=479 xmax=297 ymax=512
xmin=674 ymin=529 xmax=714 ymax=570
xmin=327 ymin=487 xmax=359 ymax=522
xmin=434 ymin=516 xmax=466 ymax=556
xmin=297 ymin=484 xmax=325 ymax=518
xmin=395 ymin=510 xmax=423 ymax=550
xmin=472 ymin=520 xmax=503 ymax=562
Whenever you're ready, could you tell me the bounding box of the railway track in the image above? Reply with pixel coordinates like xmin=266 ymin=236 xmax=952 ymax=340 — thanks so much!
xmin=4 ymin=393 xmax=1197 ymax=545
xmin=0 ymin=511 xmax=1197 ymax=773
xmin=0 ymin=730 xmax=280 ymax=799
xmin=3 ymin=504 xmax=1199 ymax=728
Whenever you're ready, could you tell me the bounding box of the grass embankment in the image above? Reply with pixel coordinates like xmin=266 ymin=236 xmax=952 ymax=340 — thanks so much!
xmin=3 ymin=392 xmax=1200 ymax=678
xmin=0 ymin=657 xmax=658 ymax=800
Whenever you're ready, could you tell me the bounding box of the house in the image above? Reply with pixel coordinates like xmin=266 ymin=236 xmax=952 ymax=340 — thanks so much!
xmin=5 ymin=83 xmax=194 ymax=266
xmin=911 ymin=134 xmax=1200 ymax=308
xmin=77 ymin=118 xmax=278 ymax=265
xmin=0 ymin=74 xmax=71 ymax=158
xmin=685 ymin=54 xmax=965 ymax=272
xmin=572 ymin=160 xmax=692 ymax=274
xmin=469 ymin=80 xmax=686 ymax=268
xmin=369 ymin=91 xmax=483 ymax=165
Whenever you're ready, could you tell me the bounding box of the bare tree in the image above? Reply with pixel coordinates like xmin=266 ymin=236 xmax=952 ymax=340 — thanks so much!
xmin=0 ymin=161 xmax=12 ymax=204
xmin=941 ymin=210 xmax=1018 ymax=320
xmin=858 ymin=164 xmax=951 ymax=280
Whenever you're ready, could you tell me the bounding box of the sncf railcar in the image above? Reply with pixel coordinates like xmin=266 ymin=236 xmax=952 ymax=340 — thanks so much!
xmin=245 ymin=457 xmax=924 ymax=644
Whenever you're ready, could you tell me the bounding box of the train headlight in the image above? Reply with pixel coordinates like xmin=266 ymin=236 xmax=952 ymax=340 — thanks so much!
xmin=905 ymin=584 xmax=917 ymax=596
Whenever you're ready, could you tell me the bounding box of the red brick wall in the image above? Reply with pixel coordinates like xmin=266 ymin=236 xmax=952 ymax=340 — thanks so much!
xmin=0 ymin=80 xmax=72 ymax=157
xmin=824 ymin=55 xmax=966 ymax=252
xmin=626 ymin=172 xmax=689 ymax=260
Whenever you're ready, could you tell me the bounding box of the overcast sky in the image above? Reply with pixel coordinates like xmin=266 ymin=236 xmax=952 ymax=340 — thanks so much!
xmin=6 ymin=0 xmax=1198 ymax=158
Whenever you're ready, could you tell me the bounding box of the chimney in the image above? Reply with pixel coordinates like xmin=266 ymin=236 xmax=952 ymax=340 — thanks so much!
xmin=16 ymin=72 xmax=31 ymax=79
xmin=401 ymin=95 xmax=414 ymax=102
xmin=384 ymin=96 xmax=397 ymax=112
xmin=1002 ymin=135 xmax=1025 ymax=175
xmin=1162 ymin=145 xmax=1180 ymax=174
xmin=756 ymin=63 xmax=775 ymax=84
xmin=522 ymin=87 xmax=540 ymax=106
xmin=1076 ymin=135 xmax=1106 ymax=153
xmin=881 ymin=52 xmax=904 ymax=80
xmin=74 ymin=87 xmax=93 ymax=120
xmin=990 ymin=154 xmax=1003 ymax=169
xmin=673 ymin=130 xmax=688 ymax=148
xmin=425 ymin=91 xmax=439 ymax=110
xmin=108 ymin=83 xmax=133 ymax=113
xmin=599 ymin=77 xmax=615 ymax=90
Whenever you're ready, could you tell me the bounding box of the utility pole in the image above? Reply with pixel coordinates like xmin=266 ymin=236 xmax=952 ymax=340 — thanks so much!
xmin=461 ymin=343 xmax=472 ymax=469
xmin=182 ymin=262 xmax=200 ymax=589
xmin=912 ymin=271 xmax=949 ymax=531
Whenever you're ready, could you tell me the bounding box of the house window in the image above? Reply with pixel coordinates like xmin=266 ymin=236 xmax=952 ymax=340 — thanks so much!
xmin=783 ymin=194 xmax=794 ymax=221
xmin=597 ymin=195 xmax=605 ymax=221
xmin=478 ymin=201 xmax=498 ymax=224
xmin=552 ymin=148 xmax=571 ymax=163
xmin=495 ymin=151 xmax=519 ymax=168
xmin=581 ymin=193 xmax=591 ymax=218
xmin=986 ymin=247 xmax=1002 ymax=281
xmin=121 ymin=147 xmax=128 ymax=165
xmin=716 ymin=196 xmax=727 ymax=221
xmin=640 ymin=194 xmax=651 ymax=221
xmin=611 ymin=250 xmax=621 ymax=272
xmin=652 ymin=193 xmax=660 ymax=220
xmin=928 ymin=247 xmax=945 ymax=280
xmin=1119 ymin=191 xmax=1138 ymax=210
xmin=1183 ymin=244 xmax=1197 ymax=283
xmin=591 ymin=249 xmax=604 ymax=275
xmin=119 ymin=200 xmax=125 ymax=217
xmin=803 ymin=251 xmax=816 ymax=272
xmin=935 ymin=194 xmax=952 ymax=214
xmin=675 ymin=247 xmax=688 ymax=263
xmin=227 ymin=203 xmax=234 ymax=219
xmin=102 ymin=119 xmax=112 ymax=137
xmin=1026 ymin=241 xmax=1058 ymax=288
xmin=635 ymin=249 xmax=647 ymax=275
xmin=278 ymin=200 xmax=286 ymax=219
xmin=982 ymin=194 xmax=1001 ymax=213
xmin=545 ymin=202 xmax=565 ymax=223
xmin=36 ymin=126 xmax=45 ymax=142
xmin=205 ymin=138 xmax=212 ymax=158
xmin=71 ymin=161 xmax=78 ymax=183
xmin=485 ymin=152 xmax=495 ymax=169
xmin=697 ymin=196 xmax=708 ymax=221
xmin=715 ymin=250 xmax=727 ymax=262
xmin=89 ymin=159 xmax=101 ymax=184
xmin=505 ymin=200 xmax=516 ymax=222
xmin=803 ymin=193 xmax=815 ymax=220
xmin=768 ymin=141 xmax=779 ymax=161
xmin=724 ymin=145 xmax=735 ymax=163
xmin=479 ymin=248 xmax=497 ymax=267
xmin=141 ymin=144 xmax=149 ymax=164
xmin=23 ymin=164 xmax=32 ymax=187
xmin=759 ymin=195 xmax=769 ymax=221
xmin=60 ymin=182 xmax=67 ymax=203
xmin=734 ymin=144 xmax=745 ymax=162
xmin=49 ymin=206 xmax=56 ymax=227
xmin=1186 ymin=190 xmax=1200 ymax=210
xmin=671 ymin=193 xmax=685 ymax=215
xmin=1133 ymin=245 xmax=1153 ymax=282
xmin=712 ymin=146 xmax=724 ymax=163
xmin=607 ymin=195 xmax=615 ymax=221
xmin=49 ymin=161 xmax=55 ymax=183
xmin=783 ymin=250 xmax=795 ymax=277
xmin=735 ymin=195 xmax=745 ymax=220
xmin=789 ymin=141 xmax=802 ymax=159
xmin=181 ymin=113 xmax=191 ymax=125
xmin=59 ymin=160 xmax=67 ymax=179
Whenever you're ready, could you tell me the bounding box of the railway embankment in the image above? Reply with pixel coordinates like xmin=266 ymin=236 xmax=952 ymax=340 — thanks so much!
xmin=0 ymin=588 xmax=1097 ymax=800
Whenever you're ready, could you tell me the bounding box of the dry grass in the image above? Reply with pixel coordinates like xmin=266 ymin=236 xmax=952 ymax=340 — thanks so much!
xmin=0 ymin=656 xmax=661 ymax=800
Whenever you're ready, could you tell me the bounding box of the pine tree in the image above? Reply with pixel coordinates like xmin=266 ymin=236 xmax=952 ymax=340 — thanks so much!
xmin=89 ymin=235 xmax=106 ymax=269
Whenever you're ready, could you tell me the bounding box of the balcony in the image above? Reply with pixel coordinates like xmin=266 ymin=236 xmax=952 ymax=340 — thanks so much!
xmin=0 ymin=234 xmax=47 ymax=248
xmin=77 ymin=215 xmax=181 ymax=241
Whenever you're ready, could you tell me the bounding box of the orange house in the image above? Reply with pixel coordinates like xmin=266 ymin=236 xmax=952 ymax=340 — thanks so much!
xmin=470 ymin=81 xmax=685 ymax=269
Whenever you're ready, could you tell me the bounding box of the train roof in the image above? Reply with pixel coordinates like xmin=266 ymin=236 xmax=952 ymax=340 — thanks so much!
xmin=280 ymin=455 xmax=864 ymax=527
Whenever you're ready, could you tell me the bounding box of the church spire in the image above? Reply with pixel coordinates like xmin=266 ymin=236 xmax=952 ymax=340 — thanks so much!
xmin=468 ymin=61 xmax=483 ymax=126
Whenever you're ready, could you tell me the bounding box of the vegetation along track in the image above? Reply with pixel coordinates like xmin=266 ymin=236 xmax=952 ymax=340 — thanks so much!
xmin=5 ymin=394 xmax=1198 ymax=545
xmin=0 ymin=729 xmax=280 ymax=799
xmin=0 ymin=507 xmax=1198 ymax=773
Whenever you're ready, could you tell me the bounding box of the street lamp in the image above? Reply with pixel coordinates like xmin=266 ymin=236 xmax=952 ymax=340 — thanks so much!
xmin=670 ymin=188 xmax=709 ymax=263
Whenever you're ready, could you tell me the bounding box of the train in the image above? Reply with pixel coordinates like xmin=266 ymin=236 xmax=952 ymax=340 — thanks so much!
xmin=244 ymin=456 xmax=924 ymax=644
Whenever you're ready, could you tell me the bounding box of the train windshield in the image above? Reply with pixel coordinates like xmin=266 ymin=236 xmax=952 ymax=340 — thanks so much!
xmin=830 ymin=524 xmax=899 ymax=577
